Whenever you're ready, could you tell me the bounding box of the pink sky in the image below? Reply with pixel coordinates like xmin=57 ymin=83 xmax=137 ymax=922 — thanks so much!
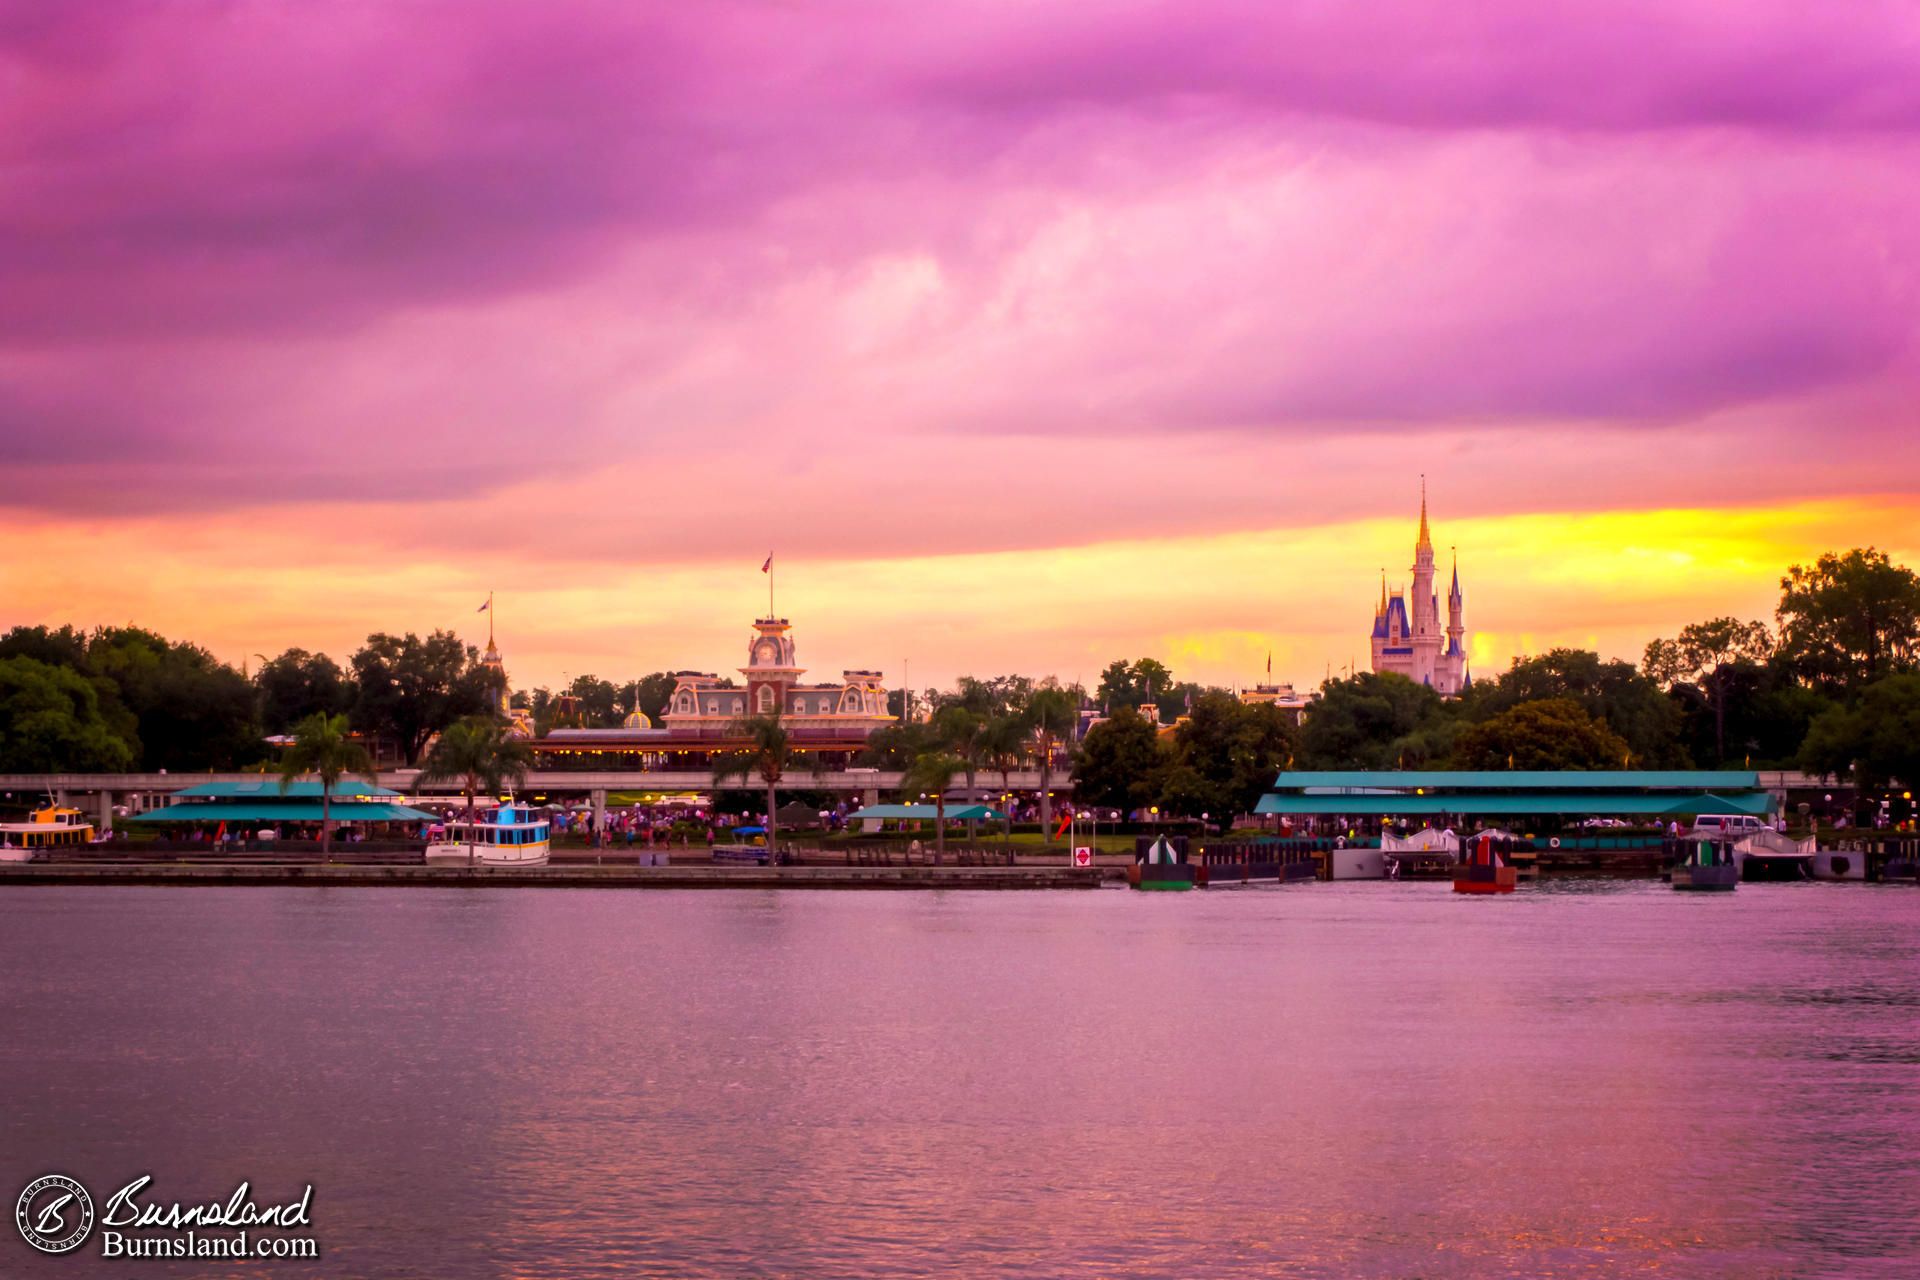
xmin=3 ymin=2 xmax=1918 ymax=693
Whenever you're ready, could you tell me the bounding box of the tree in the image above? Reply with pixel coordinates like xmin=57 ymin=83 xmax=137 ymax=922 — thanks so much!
xmin=939 ymin=674 xmax=1034 ymax=719
xmin=1799 ymin=673 xmax=1920 ymax=802
xmin=712 ymin=714 xmax=803 ymax=853
xmin=1158 ymin=692 xmax=1298 ymax=824
xmin=0 ymin=655 xmax=137 ymax=772
xmin=626 ymin=672 xmax=678 ymax=724
xmin=1642 ymin=619 xmax=1772 ymax=765
xmin=278 ymin=712 xmax=376 ymax=861
xmin=1024 ymin=684 xmax=1078 ymax=839
xmin=933 ymin=705 xmax=987 ymax=841
xmin=1453 ymin=698 xmax=1633 ymax=771
xmin=1298 ymin=672 xmax=1449 ymax=769
xmin=256 ymin=648 xmax=352 ymax=734
xmin=857 ymin=720 xmax=943 ymax=769
xmin=1073 ymin=707 xmax=1166 ymax=814
xmin=978 ymin=712 xmax=1031 ymax=797
xmin=1776 ymin=548 xmax=1920 ymax=700
xmin=0 ymin=624 xmax=139 ymax=754
xmin=350 ymin=630 xmax=499 ymax=765
xmin=899 ymin=751 xmax=967 ymax=862
xmin=1474 ymin=648 xmax=1685 ymax=767
xmin=563 ymin=675 xmax=622 ymax=727
xmin=88 ymin=626 xmax=261 ymax=770
xmin=416 ymin=716 xmax=533 ymax=863
xmin=1095 ymin=658 xmax=1174 ymax=713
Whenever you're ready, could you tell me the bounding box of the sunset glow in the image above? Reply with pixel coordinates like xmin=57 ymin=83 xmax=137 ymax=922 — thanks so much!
xmin=5 ymin=3 xmax=1918 ymax=691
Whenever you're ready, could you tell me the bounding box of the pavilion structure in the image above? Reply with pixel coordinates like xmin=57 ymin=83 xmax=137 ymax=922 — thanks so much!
xmin=132 ymin=780 xmax=437 ymax=827
xmin=1256 ymin=770 xmax=1777 ymax=824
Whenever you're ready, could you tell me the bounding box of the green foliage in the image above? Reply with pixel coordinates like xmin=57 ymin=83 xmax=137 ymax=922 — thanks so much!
xmin=278 ymin=711 xmax=376 ymax=858
xmin=564 ymin=674 xmax=622 ymax=726
xmin=1642 ymin=618 xmax=1773 ymax=764
xmin=1158 ymin=692 xmax=1299 ymax=822
xmin=1298 ymin=672 xmax=1449 ymax=769
xmin=628 ymin=672 xmax=678 ymax=723
xmin=858 ymin=720 xmax=943 ymax=769
xmin=349 ymin=630 xmax=498 ymax=765
xmin=1798 ymin=673 xmax=1920 ymax=795
xmin=1473 ymin=648 xmax=1685 ymax=767
xmin=1024 ymin=682 xmax=1079 ymax=834
xmin=1453 ymin=698 xmax=1633 ymax=771
xmin=416 ymin=715 xmax=533 ymax=814
xmin=937 ymin=674 xmax=1034 ymax=719
xmin=1073 ymin=706 xmax=1166 ymax=813
xmin=88 ymin=626 xmax=262 ymax=770
xmin=256 ymin=648 xmax=352 ymax=734
xmin=978 ymin=712 xmax=1030 ymax=788
xmin=1776 ymin=548 xmax=1920 ymax=700
xmin=0 ymin=655 xmax=137 ymax=772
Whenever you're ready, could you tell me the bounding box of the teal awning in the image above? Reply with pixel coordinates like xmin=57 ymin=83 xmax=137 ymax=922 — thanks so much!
xmin=132 ymin=802 xmax=436 ymax=823
xmin=167 ymin=780 xmax=403 ymax=799
xmin=1255 ymin=792 xmax=1774 ymax=817
xmin=846 ymin=803 xmax=1005 ymax=820
xmin=1270 ymin=770 xmax=1761 ymax=791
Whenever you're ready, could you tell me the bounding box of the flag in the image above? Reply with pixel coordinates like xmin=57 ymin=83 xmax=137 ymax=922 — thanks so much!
xmin=1266 ymin=651 xmax=1272 ymax=678
xmin=761 ymin=554 xmax=772 ymax=573
xmin=476 ymin=599 xmax=489 ymax=613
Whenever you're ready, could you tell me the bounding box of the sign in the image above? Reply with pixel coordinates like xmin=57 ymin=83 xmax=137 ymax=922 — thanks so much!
xmin=1073 ymin=846 xmax=1092 ymax=867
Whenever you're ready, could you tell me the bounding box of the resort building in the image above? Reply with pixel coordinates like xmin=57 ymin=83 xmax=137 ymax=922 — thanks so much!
xmin=1370 ymin=486 xmax=1469 ymax=696
xmin=535 ymin=615 xmax=892 ymax=769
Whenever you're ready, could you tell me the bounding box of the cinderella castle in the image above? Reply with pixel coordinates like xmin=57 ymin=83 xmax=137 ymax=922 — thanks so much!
xmin=1370 ymin=485 xmax=1470 ymax=696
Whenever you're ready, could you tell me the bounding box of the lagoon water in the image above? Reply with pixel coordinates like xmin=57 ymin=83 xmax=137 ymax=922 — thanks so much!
xmin=3 ymin=881 xmax=1918 ymax=1278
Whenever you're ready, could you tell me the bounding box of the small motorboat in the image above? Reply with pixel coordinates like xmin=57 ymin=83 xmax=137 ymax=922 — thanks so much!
xmin=1453 ymin=832 xmax=1517 ymax=894
xmin=1733 ymin=829 xmax=1813 ymax=881
xmin=1671 ymin=835 xmax=1739 ymax=891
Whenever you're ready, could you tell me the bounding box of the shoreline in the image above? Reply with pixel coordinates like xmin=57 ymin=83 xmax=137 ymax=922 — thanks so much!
xmin=0 ymin=863 xmax=1113 ymax=890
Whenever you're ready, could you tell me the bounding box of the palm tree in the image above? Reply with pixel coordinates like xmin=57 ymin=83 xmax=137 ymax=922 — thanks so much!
xmin=1025 ymin=685 xmax=1079 ymax=842
xmin=279 ymin=711 xmax=376 ymax=862
xmin=416 ymin=716 xmax=534 ymax=862
xmin=900 ymin=750 xmax=967 ymax=863
xmin=933 ymin=705 xmax=985 ymax=845
xmin=712 ymin=714 xmax=801 ymax=855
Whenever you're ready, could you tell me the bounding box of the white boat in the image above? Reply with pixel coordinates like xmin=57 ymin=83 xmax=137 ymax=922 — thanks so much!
xmin=0 ymin=806 xmax=95 ymax=862
xmin=424 ymin=803 xmax=551 ymax=867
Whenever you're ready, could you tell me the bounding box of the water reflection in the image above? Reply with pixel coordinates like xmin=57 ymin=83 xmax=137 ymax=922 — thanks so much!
xmin=2 ymin=883 xmax=1917 ymax=1277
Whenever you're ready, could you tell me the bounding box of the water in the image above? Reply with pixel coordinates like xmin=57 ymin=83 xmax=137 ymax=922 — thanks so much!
xmin=3 ymin=881 xmax=1917 ymax=1278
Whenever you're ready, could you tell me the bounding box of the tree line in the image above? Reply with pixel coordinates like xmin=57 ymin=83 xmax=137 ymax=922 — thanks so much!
xmin=0 ymin=625 xmax=502 ymax=772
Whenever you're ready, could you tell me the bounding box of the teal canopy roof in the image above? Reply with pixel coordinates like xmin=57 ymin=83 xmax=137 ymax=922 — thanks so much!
xmin=167 ymin=780 xmax=402 ymax=799
xmin=1256 ymin=792 xmax=1774 ymax=817
xmin=1270 ymin=770 xmax=1761 ymax=791
xmin=847 ymin=804 xmax=1008 ymax=821
xmin=133 ymin=801 xmax=435 ymax=823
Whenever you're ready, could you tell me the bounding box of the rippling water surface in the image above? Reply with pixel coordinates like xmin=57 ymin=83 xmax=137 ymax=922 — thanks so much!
xmin=4 ymin=881 xmax=1918 ymax=1278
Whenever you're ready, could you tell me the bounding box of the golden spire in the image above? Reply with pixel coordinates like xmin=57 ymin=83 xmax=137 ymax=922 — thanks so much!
xmin=1416 ymin=476 xmax=1432 ymax=554
xmin=487 ymin=590 xmax=495 ymax=650
xmin=1378 ymin=569 xmax=1387 ymax=614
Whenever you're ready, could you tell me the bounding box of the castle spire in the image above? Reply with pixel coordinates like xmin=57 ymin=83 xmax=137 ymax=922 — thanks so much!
xmin=1450 ymin=547 xmax=1461 ymax=600
xmin=1378 ymin=569 xmax=1387 ymax=614
xmin=1416 ymin=476 xmax=1432 ymax=555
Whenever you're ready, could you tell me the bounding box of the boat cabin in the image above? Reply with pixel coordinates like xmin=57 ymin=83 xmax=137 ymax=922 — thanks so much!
xmin=2 ymin=807 xmax=96 ymax=849
xmin=448 ymin=804 xmax=549 ymax=848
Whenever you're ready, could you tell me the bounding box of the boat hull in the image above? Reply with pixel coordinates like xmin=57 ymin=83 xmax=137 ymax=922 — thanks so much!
xmin=1672 ymin=864 xmax=1739 ymax=891
xmin=1452 ymin=867 xmax=1517 ymax=894
xmin=424 ymin=841 xmax=550 ymax=868
xmin=1127 ymin=864 xmax=1195 ymax=891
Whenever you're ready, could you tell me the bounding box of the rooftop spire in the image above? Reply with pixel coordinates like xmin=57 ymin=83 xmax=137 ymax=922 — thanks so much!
xmin=1378 ymin=569 xmax=1387 ymax=615
xmin=1416 ymin=476 xmax=1432 ymax=554
xmin=1450 ymin=546 xmax=1460 ymax=598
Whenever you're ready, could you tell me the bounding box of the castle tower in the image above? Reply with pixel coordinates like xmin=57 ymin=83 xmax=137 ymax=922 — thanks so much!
xmin=1370 ymin=484 xmax=1469 ymax=696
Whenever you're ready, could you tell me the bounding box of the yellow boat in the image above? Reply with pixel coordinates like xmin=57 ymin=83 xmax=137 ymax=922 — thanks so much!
xmin=0 ymin=806 xmax=97 ymax=861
